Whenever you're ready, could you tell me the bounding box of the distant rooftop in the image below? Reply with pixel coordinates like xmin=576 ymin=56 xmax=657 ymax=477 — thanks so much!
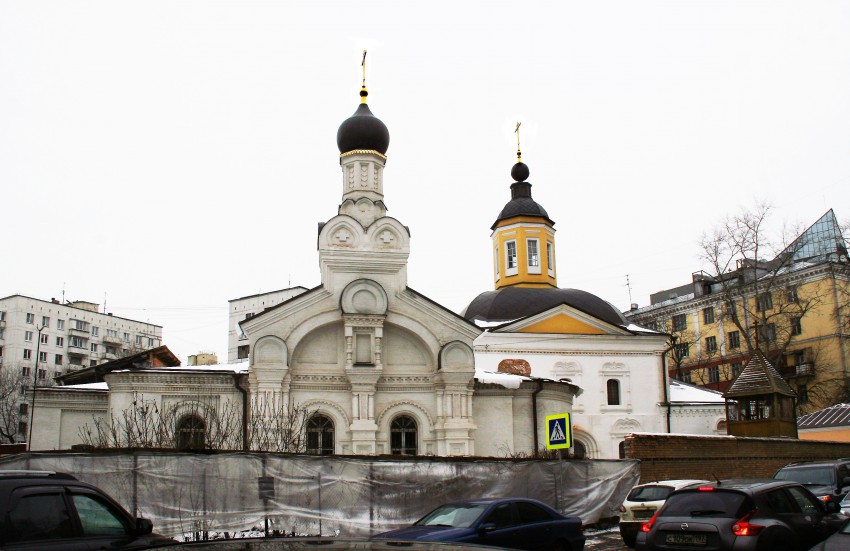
xmin=798 ymin=403 xmax=850 ymax=429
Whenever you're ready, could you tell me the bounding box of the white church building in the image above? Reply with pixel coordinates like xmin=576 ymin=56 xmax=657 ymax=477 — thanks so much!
xmin=30 ymin=70 xmax=724 ymax=458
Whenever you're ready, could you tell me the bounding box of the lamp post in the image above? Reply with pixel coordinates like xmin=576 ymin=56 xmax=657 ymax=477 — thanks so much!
xmin=27 ymin=324 xmax=45 ymax=450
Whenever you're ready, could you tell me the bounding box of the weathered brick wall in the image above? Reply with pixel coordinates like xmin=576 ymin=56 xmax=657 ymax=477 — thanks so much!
xmin=626 ymin=433 xmax=850 ymax=483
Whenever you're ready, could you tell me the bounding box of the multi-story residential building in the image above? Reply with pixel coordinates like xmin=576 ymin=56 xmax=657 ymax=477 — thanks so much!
xmin=227 ymin=287 xmax=308 ymax=362
xmin=625 ymin=210 xmax=850 ymax=414
xmin=0 ymin=294 xmax=162 ymax=441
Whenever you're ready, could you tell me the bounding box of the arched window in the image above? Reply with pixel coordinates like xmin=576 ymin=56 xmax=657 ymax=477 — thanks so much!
xmin=390 ymin=415 xmax=417 ymax=455
xmin=307 ymin=414 xmax=334 ymax=455
xmin=607 ymin=379 xmax=621 ymax=405
xmin=176 ymin=414 xmax=205 ymax=450
xmin=572 ymin=441 xmax=586 ymax=459
xmin=618 ymin=440 xmax=626 ymax=459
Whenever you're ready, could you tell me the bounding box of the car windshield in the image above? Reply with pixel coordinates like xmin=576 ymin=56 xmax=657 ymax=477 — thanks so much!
xmin=775 ymin=466 xmax=835 ymax=486
xmin=627 ymin=485 xmax=674 ymax=502
xmin=661 ymin=490 xmax=751 ymax=518
xmin=415 ymin=504 xmax=490 ymax=528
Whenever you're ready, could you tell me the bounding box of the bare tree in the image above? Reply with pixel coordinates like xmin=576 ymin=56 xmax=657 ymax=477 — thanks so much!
xmin=79 ymin=393 xmax=315 ymax=452
xmin=0 ymin=366 xmax=28 ymax=444
xmin=695 ymin=202 xmax=850 ymax=413
xmin=699 ymin=202 xmax=825 ymax=367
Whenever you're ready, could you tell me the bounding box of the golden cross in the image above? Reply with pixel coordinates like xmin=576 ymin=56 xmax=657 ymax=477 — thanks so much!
xmin=361 ymin=50 xmax=367 ymax=87
xmin=515 ymin=121 xmax=522 ymax=160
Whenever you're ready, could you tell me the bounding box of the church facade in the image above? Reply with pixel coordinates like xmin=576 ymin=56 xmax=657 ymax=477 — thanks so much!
xmin=30 ymin=75 xmax=581 ymax=457
xmin=461 ymin=149 xmax=726 ymax=459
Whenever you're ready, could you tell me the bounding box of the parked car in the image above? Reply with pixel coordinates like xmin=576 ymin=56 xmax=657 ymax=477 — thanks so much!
xmin=618 ymin=479 xmax=707 ymax=547
xmin=809 ymin=518 xmax=850 ymax=550
xmin=0 ymin=469 xmax=172 ymax=550
xmin=635 ymin=479 xmax=845 ymax=551
xmin=841 ymin=492 xmax=850 ymax=517
xmin=143 ymin=537 xmax=509 ymax=550
xmin=371 ymin=497 xmax=585 ymax=550
xmin=774 ymin=459 xmax=850 ymax=502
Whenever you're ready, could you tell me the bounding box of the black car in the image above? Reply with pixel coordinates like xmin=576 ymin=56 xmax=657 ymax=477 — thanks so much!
xmin=0 ymin=469 xmax=172 ymax=550
xmin=635 ymin=479 xmax=845 ymax=551
xmin=372 ymin=497 xmax=585 ymax=551
xmin=774 ymin=459 xmax=850 ymax=502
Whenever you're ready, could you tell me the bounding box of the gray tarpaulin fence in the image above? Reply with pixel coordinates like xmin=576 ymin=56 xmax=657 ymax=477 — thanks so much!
xmin=0 ymin=452 xmax=639 ymax=539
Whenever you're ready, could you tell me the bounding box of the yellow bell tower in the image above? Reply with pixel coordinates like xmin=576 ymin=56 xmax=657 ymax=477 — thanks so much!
xmin=491 ymin=123 xmax=557 ymax=290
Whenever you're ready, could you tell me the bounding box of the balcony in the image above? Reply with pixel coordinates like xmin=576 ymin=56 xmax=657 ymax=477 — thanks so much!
xmin=786 ymin=363 xmax=815 ymax=378
xmin=69 ymin=326 xmax=90 ymax=336
xmin=103 ymin=335 xmax=123 ymax=345
xmin=67 ymin=346 xmax=88 ymax=358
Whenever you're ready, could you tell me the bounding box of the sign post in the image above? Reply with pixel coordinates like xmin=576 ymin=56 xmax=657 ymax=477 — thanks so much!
xmin=545 ymin=413 xmax=572 ymax=450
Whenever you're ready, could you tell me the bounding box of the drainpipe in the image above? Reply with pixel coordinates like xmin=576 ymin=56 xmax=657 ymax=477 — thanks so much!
xmin=662 ymin=339 xmax=673 ymax=433
xmin=233 ymin=373 xmax=249 ymax=451
xmin=532 ymin=380 xmax=544 ymax=457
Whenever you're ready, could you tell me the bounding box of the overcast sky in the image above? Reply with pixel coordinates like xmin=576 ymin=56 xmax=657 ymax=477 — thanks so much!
xmin=3 ymin=1 xmax=849 ymax=364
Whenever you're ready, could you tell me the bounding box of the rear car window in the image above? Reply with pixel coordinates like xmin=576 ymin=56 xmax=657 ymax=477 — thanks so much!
xmin=775 ymin=465 xmax=835 ymax=486
xmin=662 ymin=490 xmax=751 ymax=518
xmin=627 ymin=485 xmax=674 ymax=502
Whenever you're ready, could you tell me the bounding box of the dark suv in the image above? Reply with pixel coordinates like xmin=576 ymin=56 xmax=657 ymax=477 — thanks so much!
xmin=0 ymin=470 xmax=171 ymax=550
xmin=774 ymin=459 xmax=850 ymax=502
xmin=635 ymin=479 xmax=845 ymax=551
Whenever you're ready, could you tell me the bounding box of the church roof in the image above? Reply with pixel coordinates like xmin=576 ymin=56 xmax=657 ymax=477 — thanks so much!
xmin=491 ymin=162 xmax=554 ymax=229
xmin=336 ymin=101 xmax=389 ymax=155
xmin=724 ymin=349 xmax=796 ymax=398
xmin=463 ymin=286 xmax=628 ymax=328
xmin=56 ymin=345 xmax=181 ymax=386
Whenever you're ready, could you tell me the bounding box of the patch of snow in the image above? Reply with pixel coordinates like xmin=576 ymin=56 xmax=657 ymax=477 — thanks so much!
xmin=669 ymin=379 xmax=725 ymax=403
xmin=473 ymin=319 xmax=519 ymax=329
xmin=626 ymin=323 xmax=660 ymax=333
xmin=53 ymin=382 xmax=109 ymax=391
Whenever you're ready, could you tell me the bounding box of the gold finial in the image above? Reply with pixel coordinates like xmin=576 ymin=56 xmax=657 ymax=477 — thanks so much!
xmin=515 ymin=121 xmax=522 ymax=162
xmin=360 ymin=50 xmax=368 ymax=103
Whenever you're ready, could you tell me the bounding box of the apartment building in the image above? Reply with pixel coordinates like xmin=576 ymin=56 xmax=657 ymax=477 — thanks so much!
xmin=227 ymin=287 xmax=308 ymax=362
xmin=624 ymin=210 xmax=850 ymax=413
xmin=0 ymin=294 xmax=162 ymax=440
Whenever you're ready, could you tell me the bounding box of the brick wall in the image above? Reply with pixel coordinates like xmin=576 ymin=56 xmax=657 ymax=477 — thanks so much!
xmin=626 ymin=433 xmax=850 ymax=483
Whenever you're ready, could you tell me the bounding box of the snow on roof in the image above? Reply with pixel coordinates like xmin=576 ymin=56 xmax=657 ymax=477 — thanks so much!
xmin=113 ymin=360 xmax=250 ymax=375
xmin=669 ymin=379 xmax=725 ymax=403
xmin=473 ymin=319 xmax=520 ymax=329
xmin=626 ymin=323 xmax=661 ymax=334
xmin=475 ymin=370 xmax=530 ymax=389
xmin=51 ymin=382 xmax=109 ymax=391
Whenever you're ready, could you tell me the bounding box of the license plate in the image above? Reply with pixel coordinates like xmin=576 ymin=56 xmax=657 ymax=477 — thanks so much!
xmin=633 ymin=509 xmax=655 ymax=519
xmin=665 ymin=533 xmax=707 ymax=546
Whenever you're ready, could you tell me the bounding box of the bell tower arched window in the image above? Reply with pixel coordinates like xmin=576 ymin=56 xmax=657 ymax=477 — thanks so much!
xmin=307 ymin=414 xmax=335 ymax=455
xmin=390 ymin=415 xmax=417 ymax=455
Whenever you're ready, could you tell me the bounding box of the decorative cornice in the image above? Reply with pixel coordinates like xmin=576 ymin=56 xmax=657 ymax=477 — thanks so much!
xmin=474 ymin=347 xmax=661 ymax=357
xmin=340 ymin=149 xmax=387 ymax=160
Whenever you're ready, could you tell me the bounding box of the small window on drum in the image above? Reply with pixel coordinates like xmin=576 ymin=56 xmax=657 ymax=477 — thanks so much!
xmin=307 ymin=414 xmax=334 ymax=455
xmin=390 ymin=415 xmax=417 ymax=455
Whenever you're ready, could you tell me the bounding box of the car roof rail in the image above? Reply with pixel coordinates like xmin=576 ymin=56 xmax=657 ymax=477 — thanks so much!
xmin=0 ymin=470 xmax=78 ymax=480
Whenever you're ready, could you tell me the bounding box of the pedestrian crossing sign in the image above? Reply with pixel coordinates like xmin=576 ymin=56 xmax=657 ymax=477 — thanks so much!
xmin=545 ymin=413 xmax=571 ymax=450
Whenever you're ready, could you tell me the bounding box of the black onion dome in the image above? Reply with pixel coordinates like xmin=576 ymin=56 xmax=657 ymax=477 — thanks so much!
xmin=491 ymin=162 xmax=554 ymax=229
xmin=462 ymin=287 xmax=628 ymax=328
xmin=337 ymin=103 xmax=390 ymax=155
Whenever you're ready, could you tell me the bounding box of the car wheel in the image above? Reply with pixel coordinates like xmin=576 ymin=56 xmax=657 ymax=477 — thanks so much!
xmin=622 ymin=534 xmax=636 ymax=548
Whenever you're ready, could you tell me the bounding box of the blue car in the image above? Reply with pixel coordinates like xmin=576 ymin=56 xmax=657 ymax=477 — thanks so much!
xmin=372 ymin=497 xmax=585 ymax=551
